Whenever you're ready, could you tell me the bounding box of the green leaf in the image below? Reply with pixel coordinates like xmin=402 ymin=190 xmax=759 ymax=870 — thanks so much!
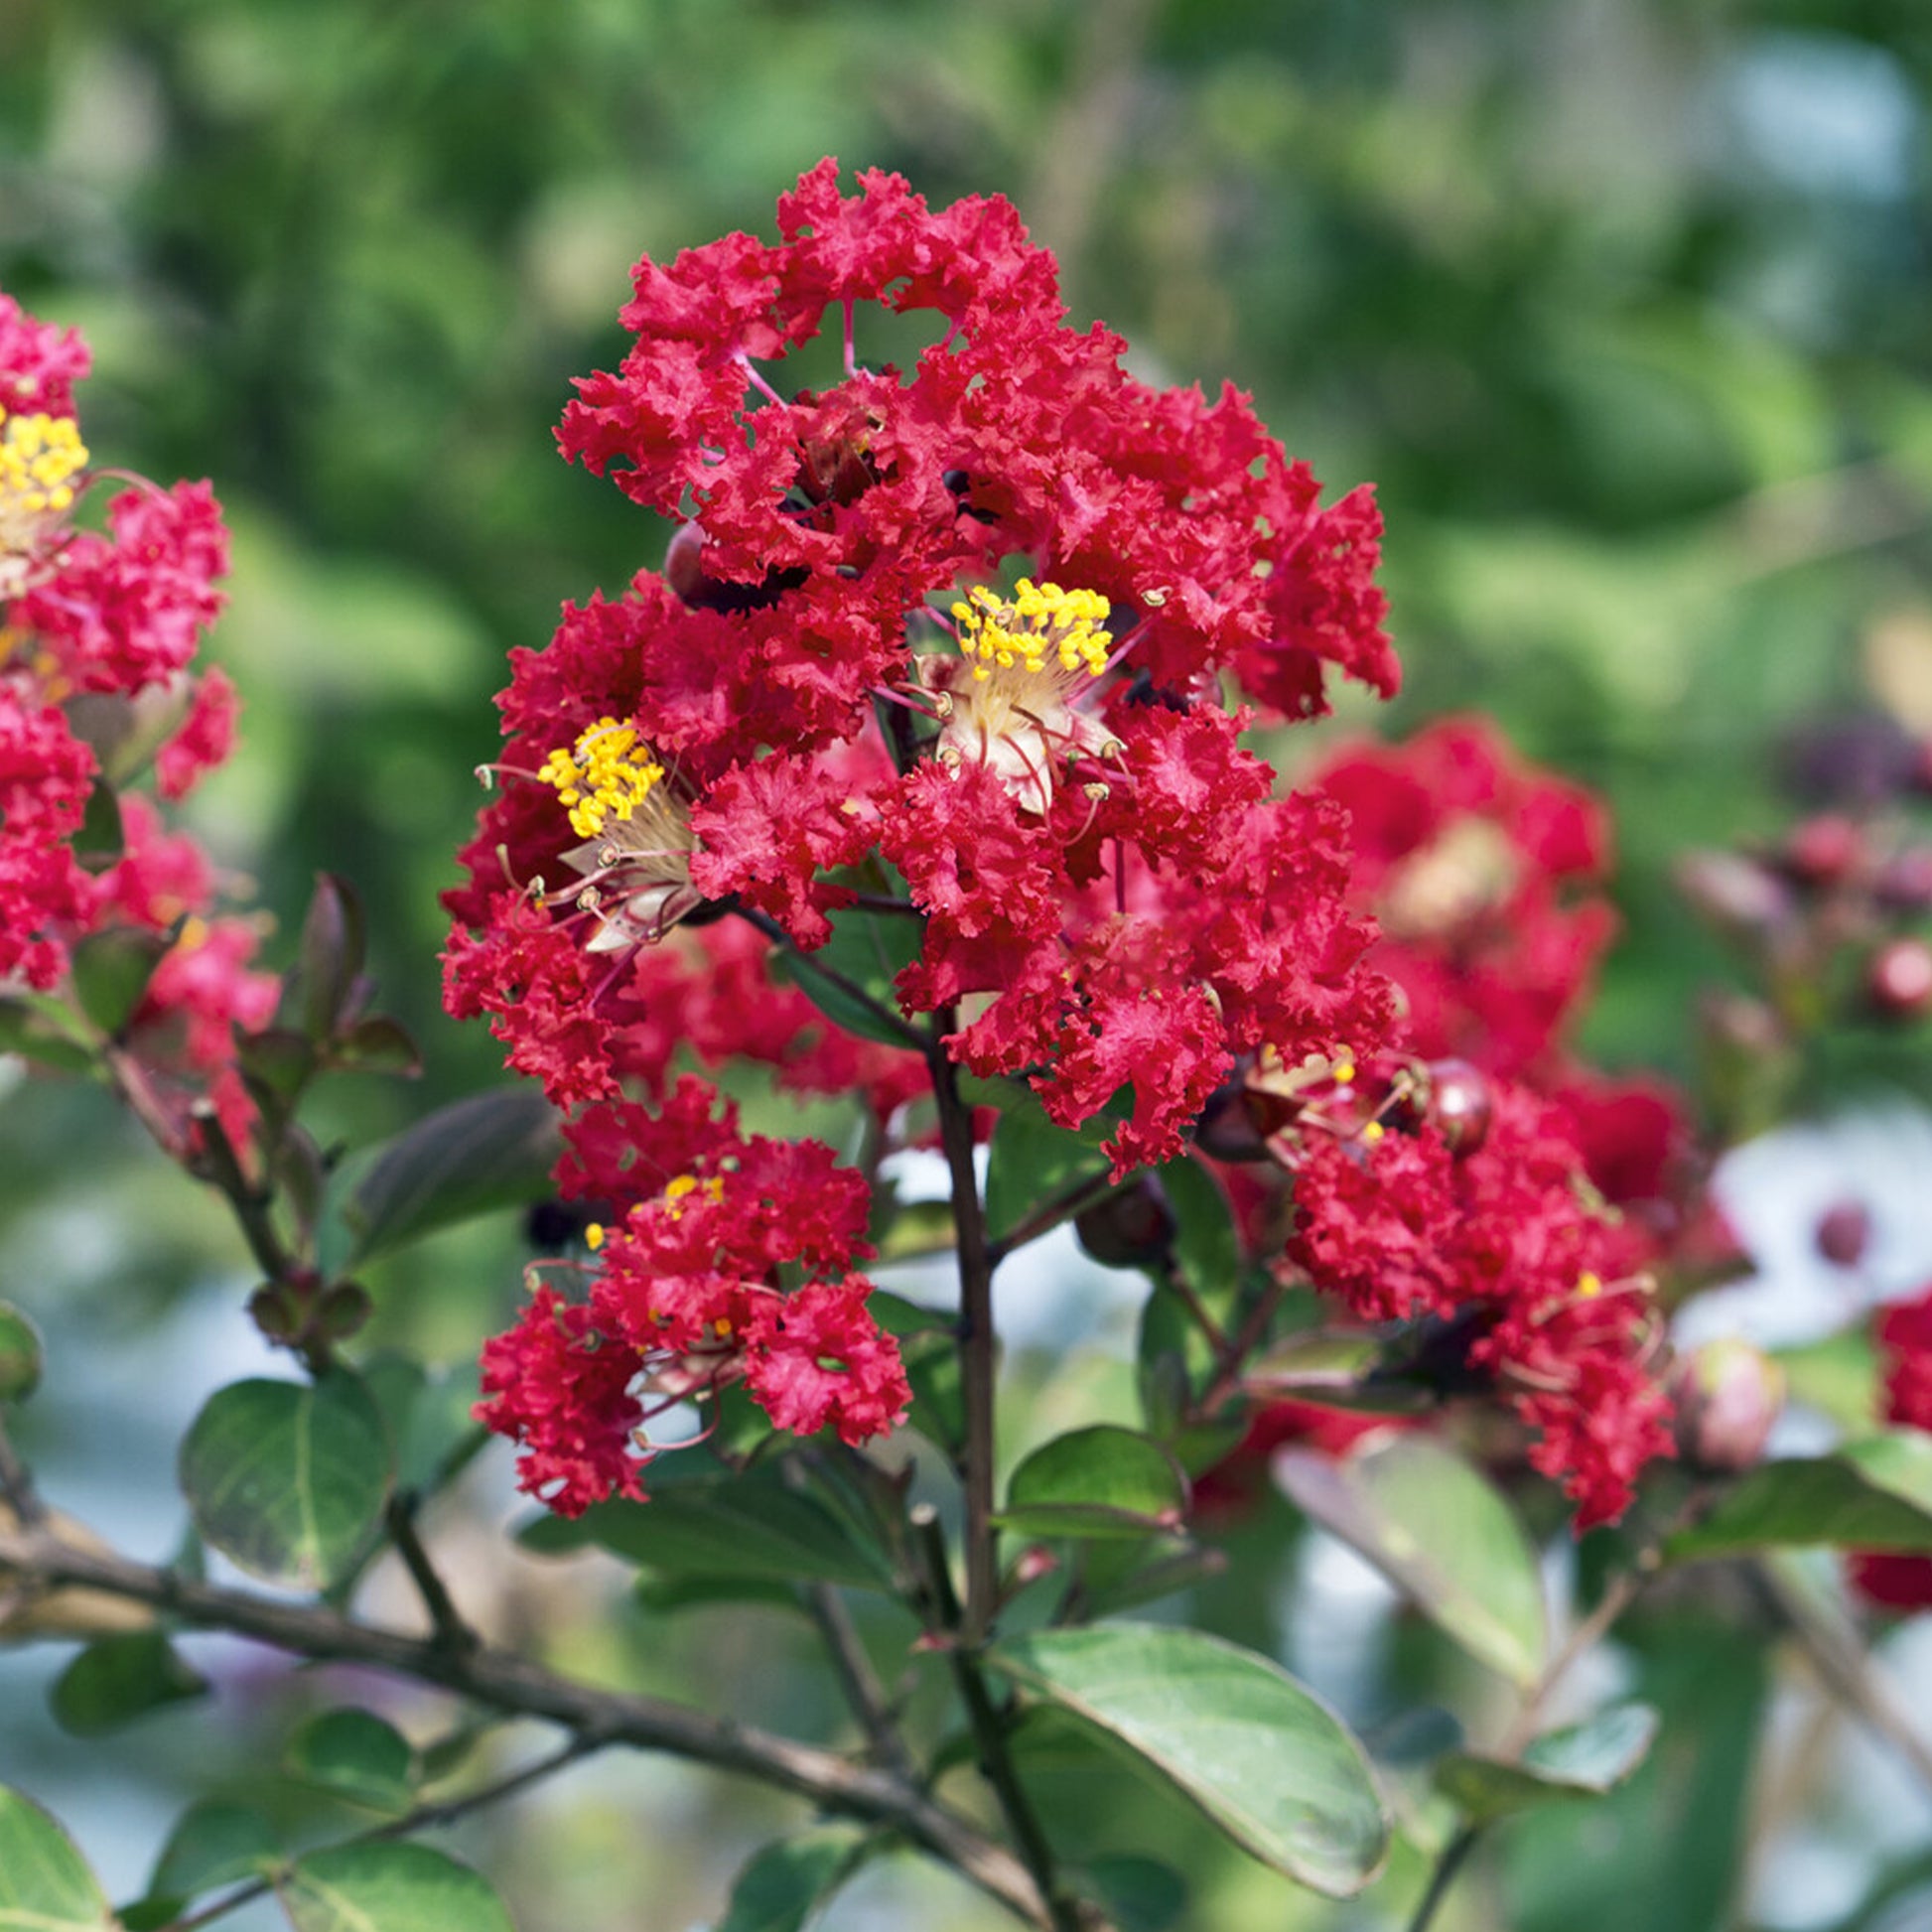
xmin=0 ymin=1786 xmax=115 ymax=1931
xmin=715 ymin=1828 xmax=864 ymax=1932
xmin=1073 ymin=1855 xmax=1187 ymax=1932
xmin=338 ymin=1087 xmax=562 ymax=1269
xmin=770 ymin=904 xmax=923 ymax=1051
xmin=1773 ymin=1325 xmax=1877 ymax=1435
xmin=0 ymin=994 xmax=97 ymax=1075
xmin=70 ymin=927 xmax=171 ymax=1037
xmin=149 ymin=1801 xmax=281 ymax=1899
xmin=1275 ymin=1435 xmax=1547 ymax=1687
xmin=283 ymin=1843 xmax=513 ymax=1932
xmin=1665 ymin=1432 xmax=1932 ymax=1562
xmin=998 ymin=1426 xmax=1190 ymax=1540
xmin=179 ymin=1373 xmax=393 ymax=1589
xmin=864 ymin=1292 xmax=963 ymax=1452
xmin=0 ymin=1301 xmax=44 ymax=1403
xmin=72 ymin=778 xmax=124 ymax=872
xmin=521 ymin=1468 xmax=893 ymax=1589
xmin=363 ymin=1356 xmax=483 ymax=1497
xmin=985 ymin=1096 xmax=1111 ymax=1245
xmin=991 ymin=1624 xmax=1389 ymax=1896
xmin=1436 ymin=1704 xmax=1660 ymax=1823
xmin=286 ymin=1709 xmax=417 ymax=1812
xmin=51 ymin=1631 xmax=207 ymax=1735
xmin=1158 ymin=1158 xmax=1238 ymax=1304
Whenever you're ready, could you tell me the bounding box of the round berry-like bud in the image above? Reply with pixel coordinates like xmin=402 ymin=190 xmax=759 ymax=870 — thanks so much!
xmin=1876 ymin=848 xmax=1932 ymax=914
xmin=248 ymin=1283 xmax=303 ymax=1343
xmin=1074 ymin=1176 xmax=1176 ymax=1269
xmin=1194 ymin=1073 xmax=1270 ymax=1161
xmin=1423 ymin=1057 xmax=1493 ymax=1157
xmin=1866 ymin=936 xmax=1932 ymax=1020
xmin=316 ymin=1281 xmax=373 ymax=1343
xmin=1781 ymin=814 xmax=1864 ymax=888
xmin=1675 ymin=851 xmax=1794 ymax=940
xmin=1670 ymin=1340 xmax=1785 ymax=1473
xmin=0 ymin=1302 xmax=44 ymax=1404
xmin=1814 ymin=1198 xmax=1872 ymax=1269
xmin=664 ymin=521 xmax=708 ymax=604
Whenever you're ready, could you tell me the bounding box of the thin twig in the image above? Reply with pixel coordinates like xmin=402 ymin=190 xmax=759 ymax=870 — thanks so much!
xmin=986 ymin=1173 xmax=1119 ymax=1268
xmin=927 ymin=1027 xmax=999 ymax=1645
xmin=1406 ymin=1825 xmax=1480 ymax=1932
xmin=0 ymin=1520 xmax=1057 ymax=1930
xmin=1192 ymin=1276 xmax=1290 ymax=1421
xmin=737 ymin=906 xmax=927 ymax=1052
xmin=385 ymin=1495 xmax=479 ymax=1657
xmin=802 ymin=1581 xmax=914 ymax=1778
xmin=1749 ymin=1557 xmax=1932 ymax=1797
xmin=186 ymin=1097 xmax=295 ymax=1280
xmin=160 ymin=1735 xmax=601 ymax=1932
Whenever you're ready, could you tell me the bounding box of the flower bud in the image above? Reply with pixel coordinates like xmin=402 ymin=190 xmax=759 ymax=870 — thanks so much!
xmin=1780 ymin=814 xmax=1864 ymax=889
xmin=1866 ymin=936 xmax=1932 ymax=1020
xmin=315 ymin=1281 xmax=373 ymax=1343
xmin=664 ymin=520 xmax=709 ymax=604
xmin=0 ymin=1302 xmax=44 ymax=1404
xmin=1421 ymin=1057 xmax=1493 ymax=1158
xmin=1875 ymin=848 xmax=1932 ymax=914
xmin=1670 ymin=1340 xmax=1785 ymax=1473
xmin=1012 ymin=1545 xmax=1060 ymax=1587
xmin=1814 ymin=1198 xmax=1872 ymax=1269
xmin=1675 ymin=850 xmax=1794 ymax=941
xmin=1193 ymin=1068 xmax=1270 ymax=1161
xmin=1074 ymin=1176 xmax=1176 ymax=1269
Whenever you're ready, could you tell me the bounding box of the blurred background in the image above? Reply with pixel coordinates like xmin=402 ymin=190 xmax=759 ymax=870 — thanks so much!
xmin=3 ymin=2 xmax=1931 ymax=1928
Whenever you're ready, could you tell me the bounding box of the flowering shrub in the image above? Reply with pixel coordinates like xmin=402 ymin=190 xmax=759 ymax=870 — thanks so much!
xmin=3 ymin=166 xmax=1932 ymax=1932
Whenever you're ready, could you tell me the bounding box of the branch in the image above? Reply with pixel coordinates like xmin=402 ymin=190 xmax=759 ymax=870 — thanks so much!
xmin=802 ymin=1581 xmax=914 ymax=1779
xmin=1406 ymin=1825 xmax=1480 ymax=1932
xmin=927 ymin=1029 xmax=999 ymax=1645
xmin=384 ymin=1495 xmax=479 ymax=1658
xmin=736 ymin=906 xmax=928 ymax=1052
xmin=0 ymin=1521 xmax=1054 ymax=1930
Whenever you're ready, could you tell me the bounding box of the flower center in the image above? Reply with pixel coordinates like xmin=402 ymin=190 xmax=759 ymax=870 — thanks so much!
xmin=538 ymin=717 xmax=668 ymax=840
xmin=952 ymin=578 xmax=1112 ymax=683
xmin=0 ymin=406 xmax=86 ymax=580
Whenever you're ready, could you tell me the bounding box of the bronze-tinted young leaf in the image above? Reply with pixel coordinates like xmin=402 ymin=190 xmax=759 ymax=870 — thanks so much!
xmin=1275 ymin=1434 xmax=1547 ymax=1687
xmin=992 ymin=1624 xmax=1389 ymax=1896
xmin=0 ymin=1786 xmax=115 ymax=1931
xmin=283 ymin=1844 xmax=512 ymax=1932
xmin=330 ymin=1015 xmax=422 ymax=1076
xmin=1665 ymin=1432 xmax=1932 ymax=1562
xmin=72 ymin=778 xmax=123 ymax=872
xmin=287 ymin=873 xmax=367 ymax=1043
xmin=50 ymin=1631 xmax=207 ymax=1735
xmin=337 ymin=1087 xmax=562 ymax=1269
xmin=1157 ymin=1157 xmax=1239 ymax=1305
xmin=179 ymin=1373 xmax=393 ymax=1589
xmin=998 ymin=1425 xmax=1190 ymax=1540
xmin=1435 ymin=1704 xmax=1660 ymax=1823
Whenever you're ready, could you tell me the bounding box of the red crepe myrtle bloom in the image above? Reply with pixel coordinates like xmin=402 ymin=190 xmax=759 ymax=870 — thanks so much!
xmin=2 ymin=290 xmax=253 ymax=1136
xmin=445 ymin=161 xmax=1400 ymax=1177
xmin=1849 ymin=1287 xmax=1932 ymax=1614
xmin=476 ymin=1077 xmax=909 ymax=1512
xmin=1286 ymin=1076 xmax=1674 ymax=1528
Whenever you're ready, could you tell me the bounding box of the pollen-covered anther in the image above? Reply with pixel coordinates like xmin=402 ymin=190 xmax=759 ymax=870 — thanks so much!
xmin=951 ymin=578 xmax=1113 ymax=683
xmin=0 ymin=404 xmax=87 ymax=571
xmin=537 ymin=717 xmax=667 ymax=841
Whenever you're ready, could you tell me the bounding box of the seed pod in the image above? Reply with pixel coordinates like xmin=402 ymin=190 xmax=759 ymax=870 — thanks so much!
xmin=1074 ymin=1176 xmax=1176 ymax=1269
xmin=1422 ymin=1057 xmax=1493 ymax=1157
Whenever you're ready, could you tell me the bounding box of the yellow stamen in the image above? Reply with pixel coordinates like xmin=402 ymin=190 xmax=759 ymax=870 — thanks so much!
xmin=1577 ymin=1271 xmax=1603 ymax=1299
xmin=950 ymin=578 xmax=1112 ymax=684
xmin=1361 ymin=1120 xmax=1385 ymax=1144
xmin=0 ymin=405 xmax=87 ymax=526
xmin=585 ymin=1223 xmax=605 ymax=1251
xmin=536 ymin=717 xmax=666 ymax=841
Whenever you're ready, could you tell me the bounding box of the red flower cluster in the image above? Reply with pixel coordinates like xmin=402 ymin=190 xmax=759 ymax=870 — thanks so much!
xmin=1308 ymin=717 xmax=1614 ymax=1080
xmin=1850 ymin=1288 xmax=1932 ymax=1613
xmin=447 ymin=163 xmax=1418 ymax=1508
xmin=478 ymin=1078 xmax=908 ymax=1513
xmin=1 ymin=292 xmax=266 ymax=1144
xmin=1287 ymin=1082 xmax=1673 ymax=1527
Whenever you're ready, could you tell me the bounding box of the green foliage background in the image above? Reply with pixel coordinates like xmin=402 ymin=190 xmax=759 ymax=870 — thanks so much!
xmin=2 ymin=3 xmax=1930 ymax=1929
